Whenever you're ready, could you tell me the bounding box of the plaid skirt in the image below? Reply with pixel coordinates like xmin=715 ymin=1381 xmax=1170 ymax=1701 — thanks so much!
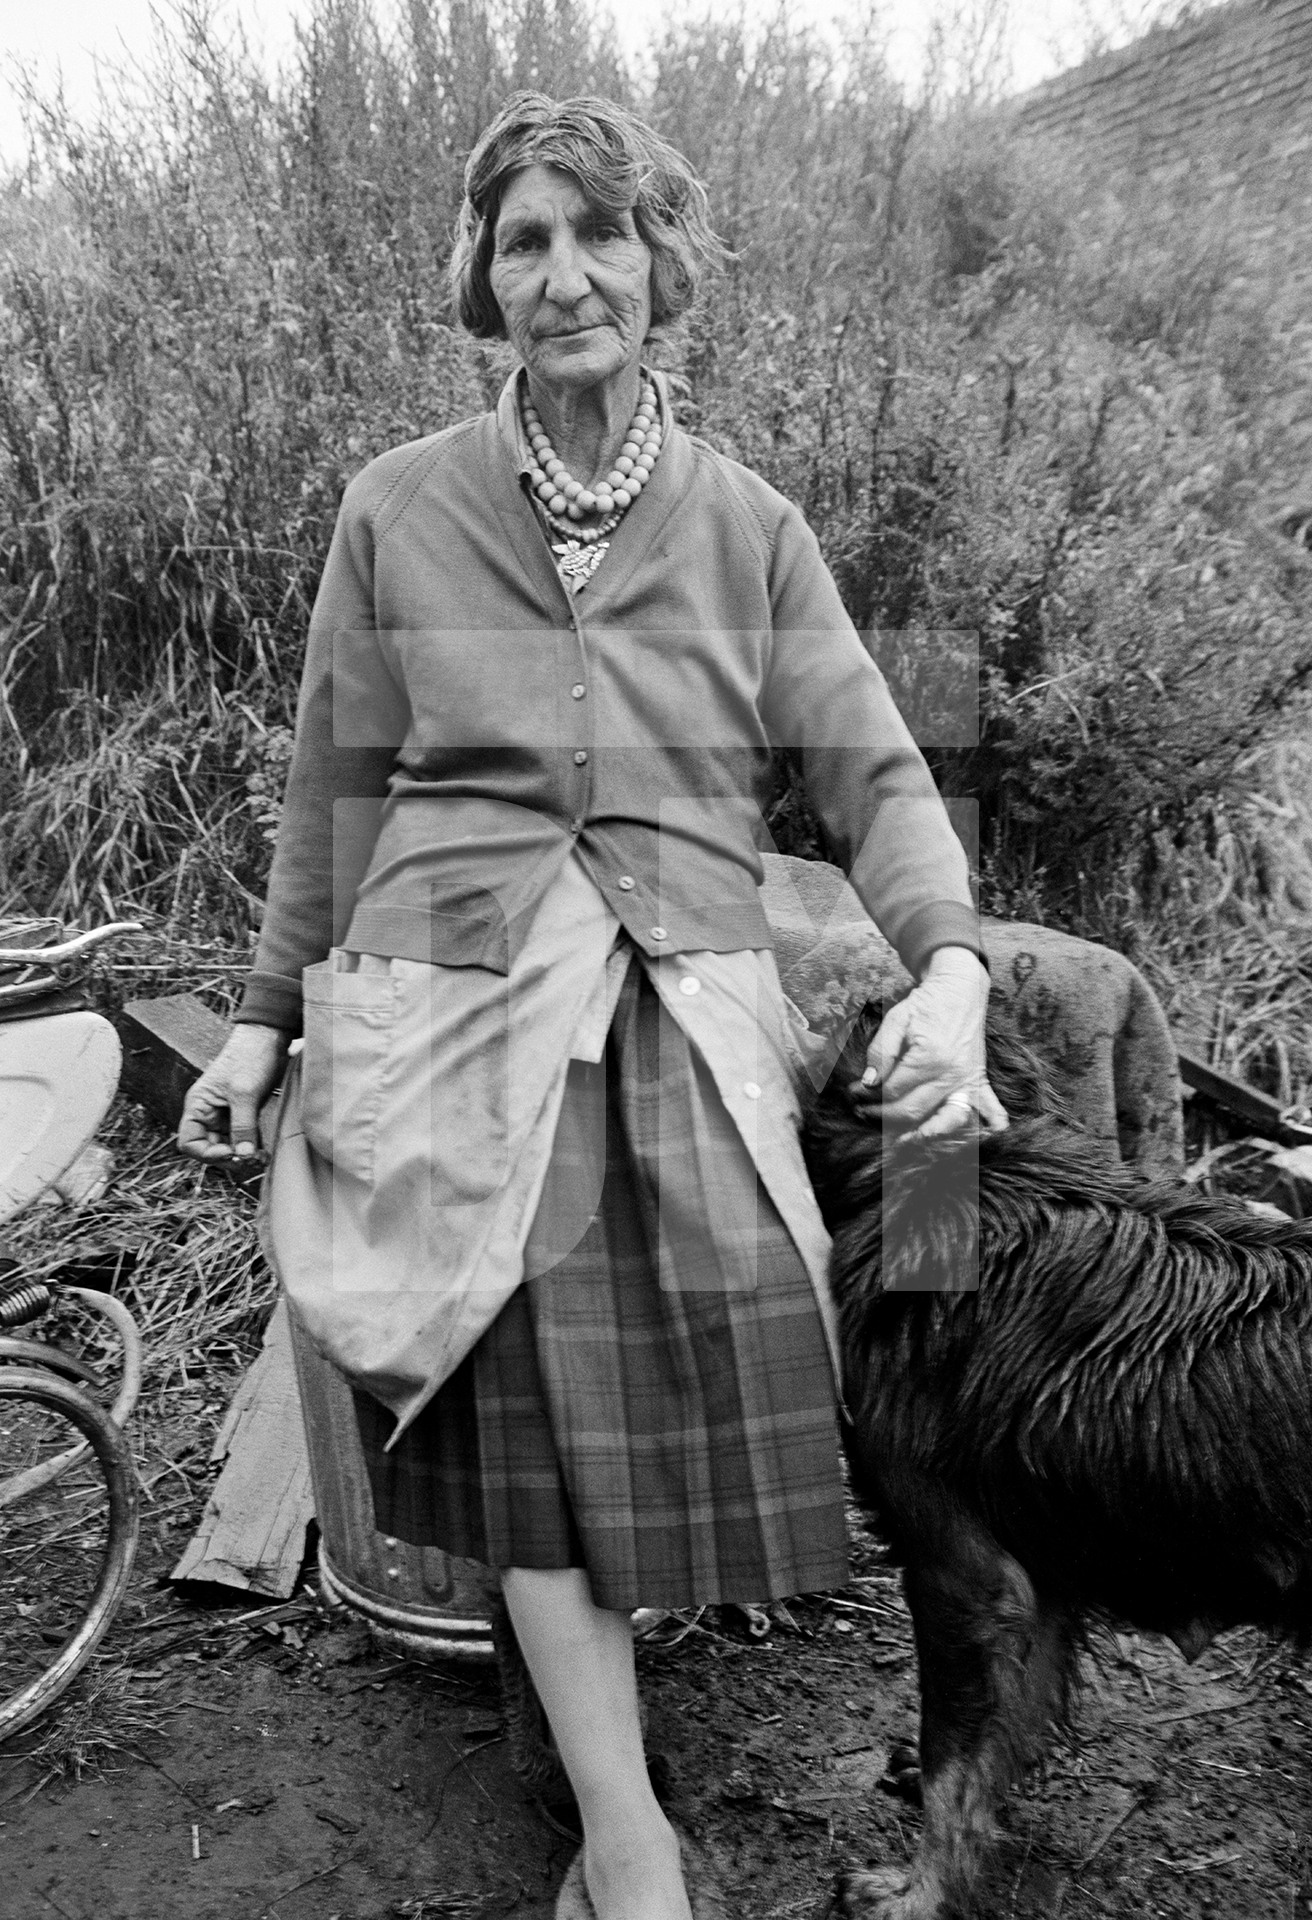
xmin=353 ymin=963 xmax=849 ymax=1611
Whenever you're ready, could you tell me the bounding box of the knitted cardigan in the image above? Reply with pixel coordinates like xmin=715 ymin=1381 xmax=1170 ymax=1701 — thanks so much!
xmin=238 ymin=375 xmax=978 ymax=1034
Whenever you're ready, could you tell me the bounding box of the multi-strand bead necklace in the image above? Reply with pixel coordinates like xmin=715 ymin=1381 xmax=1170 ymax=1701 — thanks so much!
xmin=522 ymin=379 xmax=663 ymax=589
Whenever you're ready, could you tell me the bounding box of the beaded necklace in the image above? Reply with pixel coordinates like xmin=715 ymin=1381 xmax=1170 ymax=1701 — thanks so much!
xmin=521 ymin=378 xmax=663 ymax=592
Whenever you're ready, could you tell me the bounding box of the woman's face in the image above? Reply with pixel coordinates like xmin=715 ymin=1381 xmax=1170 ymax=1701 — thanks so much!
xmin=489 ymin=164 xmax=653 ymax=399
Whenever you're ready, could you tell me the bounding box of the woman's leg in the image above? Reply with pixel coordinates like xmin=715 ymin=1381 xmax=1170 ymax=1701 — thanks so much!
xmin=501 ymin=1566 xmax=691 ymax=1920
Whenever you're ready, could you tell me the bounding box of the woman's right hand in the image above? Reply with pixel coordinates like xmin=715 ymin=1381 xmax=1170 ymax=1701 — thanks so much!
xmin=177 ymin=1024 xmax=292 ymax=1163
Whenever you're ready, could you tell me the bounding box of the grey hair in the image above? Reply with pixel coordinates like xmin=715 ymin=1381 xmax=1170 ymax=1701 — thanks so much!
xmin=450 ymin=92 xmax=724 ymax=340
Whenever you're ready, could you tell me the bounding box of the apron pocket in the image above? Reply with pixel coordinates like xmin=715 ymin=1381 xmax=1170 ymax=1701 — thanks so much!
xmin=425 ymin=966 xmax=510 ymax=1205
xmin=300 ymin=954 xmax=397 ymax=1184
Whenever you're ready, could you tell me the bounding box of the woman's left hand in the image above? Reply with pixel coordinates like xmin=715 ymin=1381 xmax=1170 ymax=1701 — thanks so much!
xmin=849 ymin=946 xmax=1009 ymax=1138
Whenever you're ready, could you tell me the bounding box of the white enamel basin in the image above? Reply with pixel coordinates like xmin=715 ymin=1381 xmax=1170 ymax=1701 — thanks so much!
xmin=0 ymin=1013 xmax=121 ymax=1225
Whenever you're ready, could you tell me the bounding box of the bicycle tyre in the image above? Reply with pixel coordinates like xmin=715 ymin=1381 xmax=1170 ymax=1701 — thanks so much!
xmin=0 ymin=1367 xmax=140 ymax=1741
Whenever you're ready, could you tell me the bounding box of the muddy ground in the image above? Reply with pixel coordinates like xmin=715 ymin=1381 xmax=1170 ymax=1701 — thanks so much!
xmin=3 ymin=1482 xmax=1311 ymax=1920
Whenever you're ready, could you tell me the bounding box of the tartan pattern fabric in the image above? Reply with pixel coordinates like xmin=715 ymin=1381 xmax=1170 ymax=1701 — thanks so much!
xmin=353 ymin=965 xmax=849 ymax=1611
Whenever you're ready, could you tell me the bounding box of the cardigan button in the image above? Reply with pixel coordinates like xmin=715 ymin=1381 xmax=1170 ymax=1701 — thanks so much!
xmin=571 ymin=683 xmax=586 ymax=699
xmin=679 ymin=975 xmax=700 ymax=995
xmin=742 ymin=1081 xmax=762 ymax=1099
xmin=617 ymin=875 xmax=635 ymax=891
xmin=573 ymin=750 xmax=588 ymax=765
xmin=650 ymin=926 xmax=667 ymax=941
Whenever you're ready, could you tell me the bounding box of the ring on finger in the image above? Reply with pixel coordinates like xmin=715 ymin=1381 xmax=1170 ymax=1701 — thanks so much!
xmin=943 ymin=1090 xmax=975 ymax=1111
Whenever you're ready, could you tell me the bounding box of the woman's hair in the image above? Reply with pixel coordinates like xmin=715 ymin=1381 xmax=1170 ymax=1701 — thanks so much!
xmin=450 ymin=93 xmax=723 ymax=340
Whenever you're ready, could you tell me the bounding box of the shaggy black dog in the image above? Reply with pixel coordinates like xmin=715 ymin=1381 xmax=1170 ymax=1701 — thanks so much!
xmin=802 ymin=1008 xmax=1312 ymax=1920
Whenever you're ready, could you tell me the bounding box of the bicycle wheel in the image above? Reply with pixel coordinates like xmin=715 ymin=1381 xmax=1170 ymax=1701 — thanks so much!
xmin=0 ymin=1367 xmax=140 ymax=1741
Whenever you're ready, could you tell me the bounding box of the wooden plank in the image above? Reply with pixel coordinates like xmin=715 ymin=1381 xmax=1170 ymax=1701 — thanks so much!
xmin=119 ymin=989 xmax=304 ymax=1591
xmin=117 ymin=994 xmax=230 ymax=1131
xmin=171 ymin=1299 xmax=313 ymax=1598
xmin=116 ymin=991 xmax=282 ymax=1152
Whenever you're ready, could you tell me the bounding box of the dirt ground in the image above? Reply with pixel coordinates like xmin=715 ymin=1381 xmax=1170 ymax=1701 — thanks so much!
xmin=3 ymin=1482 xmax=1311 ymax=1920
xmin=3 ymin=1086 xmax=1311 ymax=1920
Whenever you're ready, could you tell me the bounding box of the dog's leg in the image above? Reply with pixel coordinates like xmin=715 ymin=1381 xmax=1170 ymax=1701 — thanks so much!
xmin=835 ymin=1495 xmax=1076 ymax=1920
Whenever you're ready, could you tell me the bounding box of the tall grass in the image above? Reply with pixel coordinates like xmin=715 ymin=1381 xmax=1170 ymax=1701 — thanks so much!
xmin=1 ymin=0 xmax=1309 ymax=1095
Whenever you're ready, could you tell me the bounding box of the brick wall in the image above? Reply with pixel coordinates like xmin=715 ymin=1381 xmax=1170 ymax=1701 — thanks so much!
xmin=1014 ymin=0 xmax=1312 ymax=374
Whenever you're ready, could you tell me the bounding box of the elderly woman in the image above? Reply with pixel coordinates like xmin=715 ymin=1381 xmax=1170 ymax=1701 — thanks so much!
xmin=181 ymin=93 xmax=1005 ymax=1920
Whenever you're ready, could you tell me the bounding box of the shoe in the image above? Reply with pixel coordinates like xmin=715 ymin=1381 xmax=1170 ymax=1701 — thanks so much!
xmin=554 ymin=1825 xmax=727 ymax=1920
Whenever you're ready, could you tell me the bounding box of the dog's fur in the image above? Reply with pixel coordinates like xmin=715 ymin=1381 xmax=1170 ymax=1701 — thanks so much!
xmin=802 ymin=1009 xmax=1312 ymax=1920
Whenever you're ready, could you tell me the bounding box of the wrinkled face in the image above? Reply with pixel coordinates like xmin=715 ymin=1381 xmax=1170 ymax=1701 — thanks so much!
xmin=488 ymin=163 xmax=653 ymax=396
